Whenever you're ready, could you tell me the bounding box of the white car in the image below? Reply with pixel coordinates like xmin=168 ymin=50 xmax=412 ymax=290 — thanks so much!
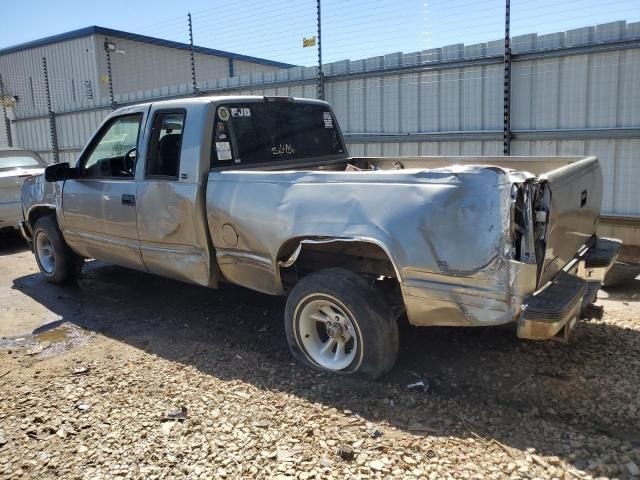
xmin=0 ymin=148 xmax=47 ymax=233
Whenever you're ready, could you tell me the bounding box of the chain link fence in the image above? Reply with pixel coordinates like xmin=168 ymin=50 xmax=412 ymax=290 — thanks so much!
xmin=1 ymin=0 xmax=639 ymax=222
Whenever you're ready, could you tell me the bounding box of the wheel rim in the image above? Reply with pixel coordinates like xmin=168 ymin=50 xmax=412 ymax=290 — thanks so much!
xmin=35 ymin=231 xmax=55 ymax=274
xmin=297 ymin=298 xmax=358 ymax=371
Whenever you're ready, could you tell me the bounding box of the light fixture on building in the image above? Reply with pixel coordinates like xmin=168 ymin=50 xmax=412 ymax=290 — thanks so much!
xmin=104 ymin=41 xmax=126 ymax=55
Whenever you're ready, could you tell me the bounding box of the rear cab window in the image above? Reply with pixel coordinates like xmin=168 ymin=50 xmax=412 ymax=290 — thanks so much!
xmin=211 ymin=101 xmax=345 ymax=168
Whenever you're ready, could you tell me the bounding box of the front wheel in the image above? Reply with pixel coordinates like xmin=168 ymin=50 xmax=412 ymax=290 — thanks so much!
xmin=33 ymin=215 xmax=83 ymax=284
xmin=285 ymin=268 xmax=399 ymax=379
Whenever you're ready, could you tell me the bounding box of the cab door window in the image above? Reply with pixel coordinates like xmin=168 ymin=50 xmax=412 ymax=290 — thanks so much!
xmin=82 ymin=114 xmax=142 ymax=178
xmin=146 ymin=111 xmax=185 ymax=178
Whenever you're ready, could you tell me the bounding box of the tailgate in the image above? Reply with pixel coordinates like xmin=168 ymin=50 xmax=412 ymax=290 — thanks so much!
xmin=537 ymin=157 xmax=602 ymax=286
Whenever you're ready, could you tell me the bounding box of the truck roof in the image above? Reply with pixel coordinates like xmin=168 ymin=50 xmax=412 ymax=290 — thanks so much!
xmin=113 ymin=95 xmax=329 ymax=115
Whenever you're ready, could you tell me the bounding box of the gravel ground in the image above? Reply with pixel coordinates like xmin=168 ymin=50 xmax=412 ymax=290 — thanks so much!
xmin=0 ymin=231 xmax=639 ymax=479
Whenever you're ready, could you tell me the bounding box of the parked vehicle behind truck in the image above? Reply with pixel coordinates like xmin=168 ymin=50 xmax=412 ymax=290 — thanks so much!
xmin=20 ymin=95 xmax=620 ymax=378
xmin=1 ymin=147 xmax=46 ymax=234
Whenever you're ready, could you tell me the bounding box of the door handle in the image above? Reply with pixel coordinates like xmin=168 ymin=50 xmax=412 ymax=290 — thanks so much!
xmin=122 ymin=194 xmax=136 ymax=206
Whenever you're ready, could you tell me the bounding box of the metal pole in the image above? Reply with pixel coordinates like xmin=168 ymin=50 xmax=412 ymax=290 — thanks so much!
xmin=104 ymin=38 xmax=115 ymax=109
xmin=29 ymin=76 xmax=35 ymax=109
xmin=188 ymin=13 xmax=198 ymax=95
xmin=503 ymin=0 xmax=512 ymax=155
xmin=317 ymin=0 xmax=324 ymax=100
xmin=42 ymin=57 xmax=59 ymax=163
xmin=0 ymin=73 xmax=13 ymax=147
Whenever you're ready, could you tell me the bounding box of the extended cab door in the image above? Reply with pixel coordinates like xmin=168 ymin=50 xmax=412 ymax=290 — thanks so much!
xmin=61 ymin=107 xmax=147 ymax=270
xmin=134 ymin=105 xmax=214 ymax=286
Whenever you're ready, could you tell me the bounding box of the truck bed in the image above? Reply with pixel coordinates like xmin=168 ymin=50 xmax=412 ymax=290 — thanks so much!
xmin=206 ymin=155 xmax=602 ymax=330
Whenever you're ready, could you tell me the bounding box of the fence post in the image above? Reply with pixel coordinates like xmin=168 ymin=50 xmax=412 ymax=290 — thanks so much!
xmin=188 ymin=13 xmax=198 ymax=95
xmin=503 ymin=0 xmax=512 ymax=155
xmin=29 ymin=77 xmax=36 ymax=109
xmin=42 ymin=57 xmax=59 ymax=163
xmin=0 ymin=73 xmax=13 ymax=147
xmin=317 ymin=0 xmax=324 ymax=100
xmin=104 ymin=38 xmax=116 ymax=109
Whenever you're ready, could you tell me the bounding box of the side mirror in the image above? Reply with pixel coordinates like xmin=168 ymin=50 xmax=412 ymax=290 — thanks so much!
xmin=44 ymin=162 xmax=79 ymax=182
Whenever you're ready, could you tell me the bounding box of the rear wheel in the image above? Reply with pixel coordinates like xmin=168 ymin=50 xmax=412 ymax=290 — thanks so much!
xmin=285 ymin=268 xmax=399 ymax=379
xmin=33 ymin=216 xmax=83 ymax=284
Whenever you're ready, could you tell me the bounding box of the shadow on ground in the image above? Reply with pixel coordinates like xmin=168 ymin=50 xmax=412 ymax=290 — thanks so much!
xmin=8 ymin=258 xmax=640 ymax=465
xmin=0 ymin=230 xmax=27 ymax=256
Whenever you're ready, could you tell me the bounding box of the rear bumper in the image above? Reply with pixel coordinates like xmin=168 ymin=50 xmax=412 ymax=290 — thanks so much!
xmin=517 ymin=237 xmax=621 ymax=341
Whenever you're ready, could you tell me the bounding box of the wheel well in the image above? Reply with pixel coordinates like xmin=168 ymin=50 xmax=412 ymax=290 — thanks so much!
xmin=28 ymin=207 xmax=56 ymax=230
xmin=278 ymin=239 xmax=404 ymax=312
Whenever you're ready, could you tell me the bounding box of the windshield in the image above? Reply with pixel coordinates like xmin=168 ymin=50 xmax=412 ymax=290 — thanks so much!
xmin=212 ymin=102 xmax=345 ymax=167
xmin=0 ymin=155 xmax=43 ymax=169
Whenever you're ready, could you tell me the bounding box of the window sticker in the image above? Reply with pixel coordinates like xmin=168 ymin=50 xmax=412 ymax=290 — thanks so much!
xmin=271 ymin=143 xmax=296 ymax=156
xmin=216 ymin=141 xmax=232 ymax=161
xmin=103 ymin=132 xmax=130 ymax=144
xmin=323 ymin=111 xmax=333 ymax=128
xmin=215 ymin=122 xmax=227 ymax=140
xmin=218 ymin=106 xmax=230 ymax=121
xmin=230 ymin=107 xmax=251 ymax=118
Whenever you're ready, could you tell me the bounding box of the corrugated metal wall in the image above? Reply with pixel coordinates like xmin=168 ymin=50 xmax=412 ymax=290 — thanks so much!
xmin=0 ymin=35 xmax=101 ymax=116
xmin=344 ymin=139 xmax=640 ymax=217
xmin=0 ymin=113 xmax=8 ymax=147
xmin=3 ymin=21 xmax=640 ymax=224
xmin=94 ymin=36 xmax=284 ymax=100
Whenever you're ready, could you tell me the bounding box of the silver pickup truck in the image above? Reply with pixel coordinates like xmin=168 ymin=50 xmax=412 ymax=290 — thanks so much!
xmin=20 ymin=95 xmax=620 ymax=378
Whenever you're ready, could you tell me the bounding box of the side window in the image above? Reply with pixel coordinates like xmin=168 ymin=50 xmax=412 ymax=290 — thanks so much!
xmin=146 ymin=112 xmax=185 ymax=178
xmin=82 ymin=114 xmax=142 ymax=178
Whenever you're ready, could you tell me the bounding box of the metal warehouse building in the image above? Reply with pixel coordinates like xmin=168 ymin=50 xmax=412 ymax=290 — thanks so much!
xmin=0 ymin=25 xmax=292 ymax=118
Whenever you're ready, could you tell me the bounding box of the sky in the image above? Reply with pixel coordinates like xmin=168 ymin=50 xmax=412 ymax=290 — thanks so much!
xmin=1 ymin=0 xmax=638 ymax=66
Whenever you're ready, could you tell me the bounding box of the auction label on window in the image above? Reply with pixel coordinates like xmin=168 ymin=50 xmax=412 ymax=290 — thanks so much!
xmin=216 ymin=141 xmax=232 ymax=160
xmin=323 ymin=112 xmax=333 ymax=128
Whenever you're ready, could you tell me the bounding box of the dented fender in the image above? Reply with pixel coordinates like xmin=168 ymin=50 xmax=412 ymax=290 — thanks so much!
xmin=21 ymin=174 xmax=62 ymax=230
xmin=278 ymin=236 xmax=402 ymax=279
xmin=205 ymin=165 xmax=540 ymax=326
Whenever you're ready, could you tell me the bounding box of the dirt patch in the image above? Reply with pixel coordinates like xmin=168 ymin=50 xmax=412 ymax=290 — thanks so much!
xmin=619 ymin=245 xmax=640 ymax=263
xmin=0 ymin=241 xmax=639 ymax=479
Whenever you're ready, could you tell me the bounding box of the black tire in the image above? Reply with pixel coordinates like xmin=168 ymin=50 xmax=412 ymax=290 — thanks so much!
xmin=33 ymin=215 xmax=83 ymax=284
xmin=285 ymin=268 xmax=399 ymax=379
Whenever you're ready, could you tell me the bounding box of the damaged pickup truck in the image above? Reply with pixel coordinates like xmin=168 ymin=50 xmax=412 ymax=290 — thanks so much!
xmin=20 ymin=95 xmax=620 ymax=378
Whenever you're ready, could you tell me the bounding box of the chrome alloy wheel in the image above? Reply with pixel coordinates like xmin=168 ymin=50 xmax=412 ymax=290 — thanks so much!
xmin=297 ymin=297 xmax=358 ymax=371
xmin=35 ymin=231 xmax=55 ymax=274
